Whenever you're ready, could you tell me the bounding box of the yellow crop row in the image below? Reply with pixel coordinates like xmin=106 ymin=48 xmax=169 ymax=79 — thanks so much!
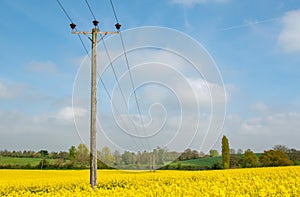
xmin=0 ymin=166 xmax=299 ymax=196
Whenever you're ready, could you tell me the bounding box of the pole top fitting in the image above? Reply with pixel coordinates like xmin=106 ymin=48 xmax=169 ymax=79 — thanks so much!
xmin=93 ymin=20 xmax=99 ymax=27
xmin=115 ymin=23 xmax=121 ymax=30
xmin=70 ymin=23 xmax=76 ymax=30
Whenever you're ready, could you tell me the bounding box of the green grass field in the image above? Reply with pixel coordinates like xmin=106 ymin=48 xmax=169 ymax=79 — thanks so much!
xmin=1 ymin=154 xmax=264 ymax=169
xmin=167 ymin=156 xmax=223 ymax=168
xmin=0 ymin=156 xmax=52 ymax=166
xmin=172 ymin=154 xmax=262 ymax=168
xmin=180 ymin=156 xmax=223 ymax=167
xmin=0 ymin=156 xmax=223 ymax=169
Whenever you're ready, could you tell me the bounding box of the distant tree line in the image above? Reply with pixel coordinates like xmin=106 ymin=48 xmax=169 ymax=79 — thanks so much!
xmin=227 ymin=141 xmax=299 ymax=169
xmin=0 ymin=139 xmax=299 ymax=170
xmin=0 ymin=144 xmax=178 ymax=170
xmin=0 ymin=149 xmax=70 ymax=160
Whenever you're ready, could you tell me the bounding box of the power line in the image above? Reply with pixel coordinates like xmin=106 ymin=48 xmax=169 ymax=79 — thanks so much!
xmin=102 ymin=40 xmax=126 ymax=105
xmin=77 ymin=35 xmax=91 ymax=59
xmin=78 ymin=0 xmax=135 ymax=141
xmin=119 ymin=33 xmax=148 ymax=139
xmin=98 ymin=75 xmax=141 ymax=150
xmin=109 ymin=0 xmax=150 ymax=150
xmin=109 ymin=0 xmax=119 ymax=23
xmin=75 ymin=31 xmax=143 ymax=150
xmin=83 ymin=0 xmax=148 ymax=151
xmin=83 ymin=0 xmax=97 ymax=20
xmin=102 ymin=39 xmax=146 ymax=149
xmin=57 ymin=0 xmax=151 ymax=158
xmin=108 ymin=0 xmax=154 ymax=170
xmin=56 ymin=0 xmax=73 ymax=23
xmin=56 ymin=0 xmax=90 ymax=58
xmin=56 ymin=0 xmax=144 ymax=150
xmin=83 ymin=32 xmax=143 ymax=150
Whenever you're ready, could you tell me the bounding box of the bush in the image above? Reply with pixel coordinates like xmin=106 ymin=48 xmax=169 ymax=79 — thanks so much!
xmin=230 ymin=154 xmax=241 ymax=168
xmin=240 ymin=149 xmax=258 ymax=168
xmin=294 ymin=160 xmax=300 ymax=165
xmin=259 ymin=150 xmax=293 ymax=167
xmin=38 ymin=159 xmax=49 ymax=169
xmin=211 ymin=162 xmax=222 ymax=170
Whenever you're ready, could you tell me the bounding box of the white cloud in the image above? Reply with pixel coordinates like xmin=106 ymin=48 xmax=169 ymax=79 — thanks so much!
xmin=55 ymin=106 xmax=88 ymax=122
xmin=251 ymin=102 xmax=270 ymax=114
xmin=278 ymin=10 xmax=300 ymax=53
xmin=27 ymin=60 xmax=59 ymax=74
xmin=0 ymin=106 xmax=89 ymax=151
xmin=0 ymin=80 xmax=24 ymax=99
xmin=188 ymin=78 xmax=227 ymax=105
xmin=224 ymin=112 xmax=300 ymax=152
xmin=171 ymin=0 xmax=229 ymax=6
xmin=0 ymin=109 xmax=81 ymax=151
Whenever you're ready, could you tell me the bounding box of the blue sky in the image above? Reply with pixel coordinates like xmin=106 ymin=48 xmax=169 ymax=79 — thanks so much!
xmin=0 ymin=0 xmax=300 ymax=152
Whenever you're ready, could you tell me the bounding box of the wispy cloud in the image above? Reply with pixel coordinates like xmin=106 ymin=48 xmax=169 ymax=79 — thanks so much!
xmin=278 ymin=9 xmax=300 ymax=53
xmin=0 ymin=80 xmax=25 ymax=100
xmin=0 ymin=106 xmax=85 ymax=151
xmin=27 ymin=60 xmax=59 ymax=75
xmin=218 ymin=17 xmax=280 ymax=32
xmin=55 ymin=106 xmax=88 ymax=122
xmin=251 ymin=102 xmax=271 ymax=114
xmin=224 ymin=111 xmax=300 ymax=152
xmin=171 ymin=0 xmax=229 ymax=6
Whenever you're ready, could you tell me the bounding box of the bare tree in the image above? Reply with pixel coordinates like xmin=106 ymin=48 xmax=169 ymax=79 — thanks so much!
xmin=273 ymin=145 xmax=289 ymax=153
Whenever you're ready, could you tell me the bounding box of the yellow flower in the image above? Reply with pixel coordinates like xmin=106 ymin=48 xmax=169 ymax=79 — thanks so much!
xmin=0 ymin=166 xmax=299 ymax=196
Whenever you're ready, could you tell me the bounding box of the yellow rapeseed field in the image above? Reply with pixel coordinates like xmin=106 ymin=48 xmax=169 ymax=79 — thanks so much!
xmin=0 ymin=166 xmax=299 ymax=196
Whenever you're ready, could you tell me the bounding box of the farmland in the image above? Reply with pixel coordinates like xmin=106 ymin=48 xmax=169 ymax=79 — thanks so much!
xmin=0 ymin=155 xmax=223 ymax=170
xmin=0 ymin=156 xmax=51 ymax=166
xmin=170 ymin=156 xmax=223 ymax=169
xmin=0 ymin=166 xmax=299 ymax=196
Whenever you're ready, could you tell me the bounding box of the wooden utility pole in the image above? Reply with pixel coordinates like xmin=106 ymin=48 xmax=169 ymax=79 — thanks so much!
xmin=70 ymin=20 xmax=119 ymax=189
xmin=153 ymin=150 xmax=155 ymax=171
xmin=90 ymin=26 xmax=98 ymax=189
xmin=149 ymin=152 xmax=152 ymax=171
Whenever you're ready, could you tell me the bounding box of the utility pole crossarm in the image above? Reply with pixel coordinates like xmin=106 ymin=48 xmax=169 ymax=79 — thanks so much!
xmin=72 ymin=31 xmax=119 ymax=35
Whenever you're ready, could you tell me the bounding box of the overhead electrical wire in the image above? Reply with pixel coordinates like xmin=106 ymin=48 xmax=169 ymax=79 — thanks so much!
xmin=79 ymin=34 xmax=142 ymax=150
xmin=56 ymin=0 xmax=90 ymax=58
xmin=121 ymin=33 xmax=149 ymax=142
xmin=56 ymin=0 xmax=152 ymax=153
xmin=76 ymin=34 xmax=91 ymax=59
xmin=109 ymin=0 xmax=119 ymax=23
xmin=96 ymin=39 xmax=142 ymax=149
xmin=56 ymin=0 xmax=73 ymax=23
xmin=102 ymin=39 xmax=146 ymax=149
xmin=109 ymin=0 xmax=151 ymax=151
xmin=82 ymin=0 xmax=145 ymax=150
xmin=57 ymin=0 xmax=145 ymax=149
xmin=84 ymin=0 xmax=97 ymax=20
